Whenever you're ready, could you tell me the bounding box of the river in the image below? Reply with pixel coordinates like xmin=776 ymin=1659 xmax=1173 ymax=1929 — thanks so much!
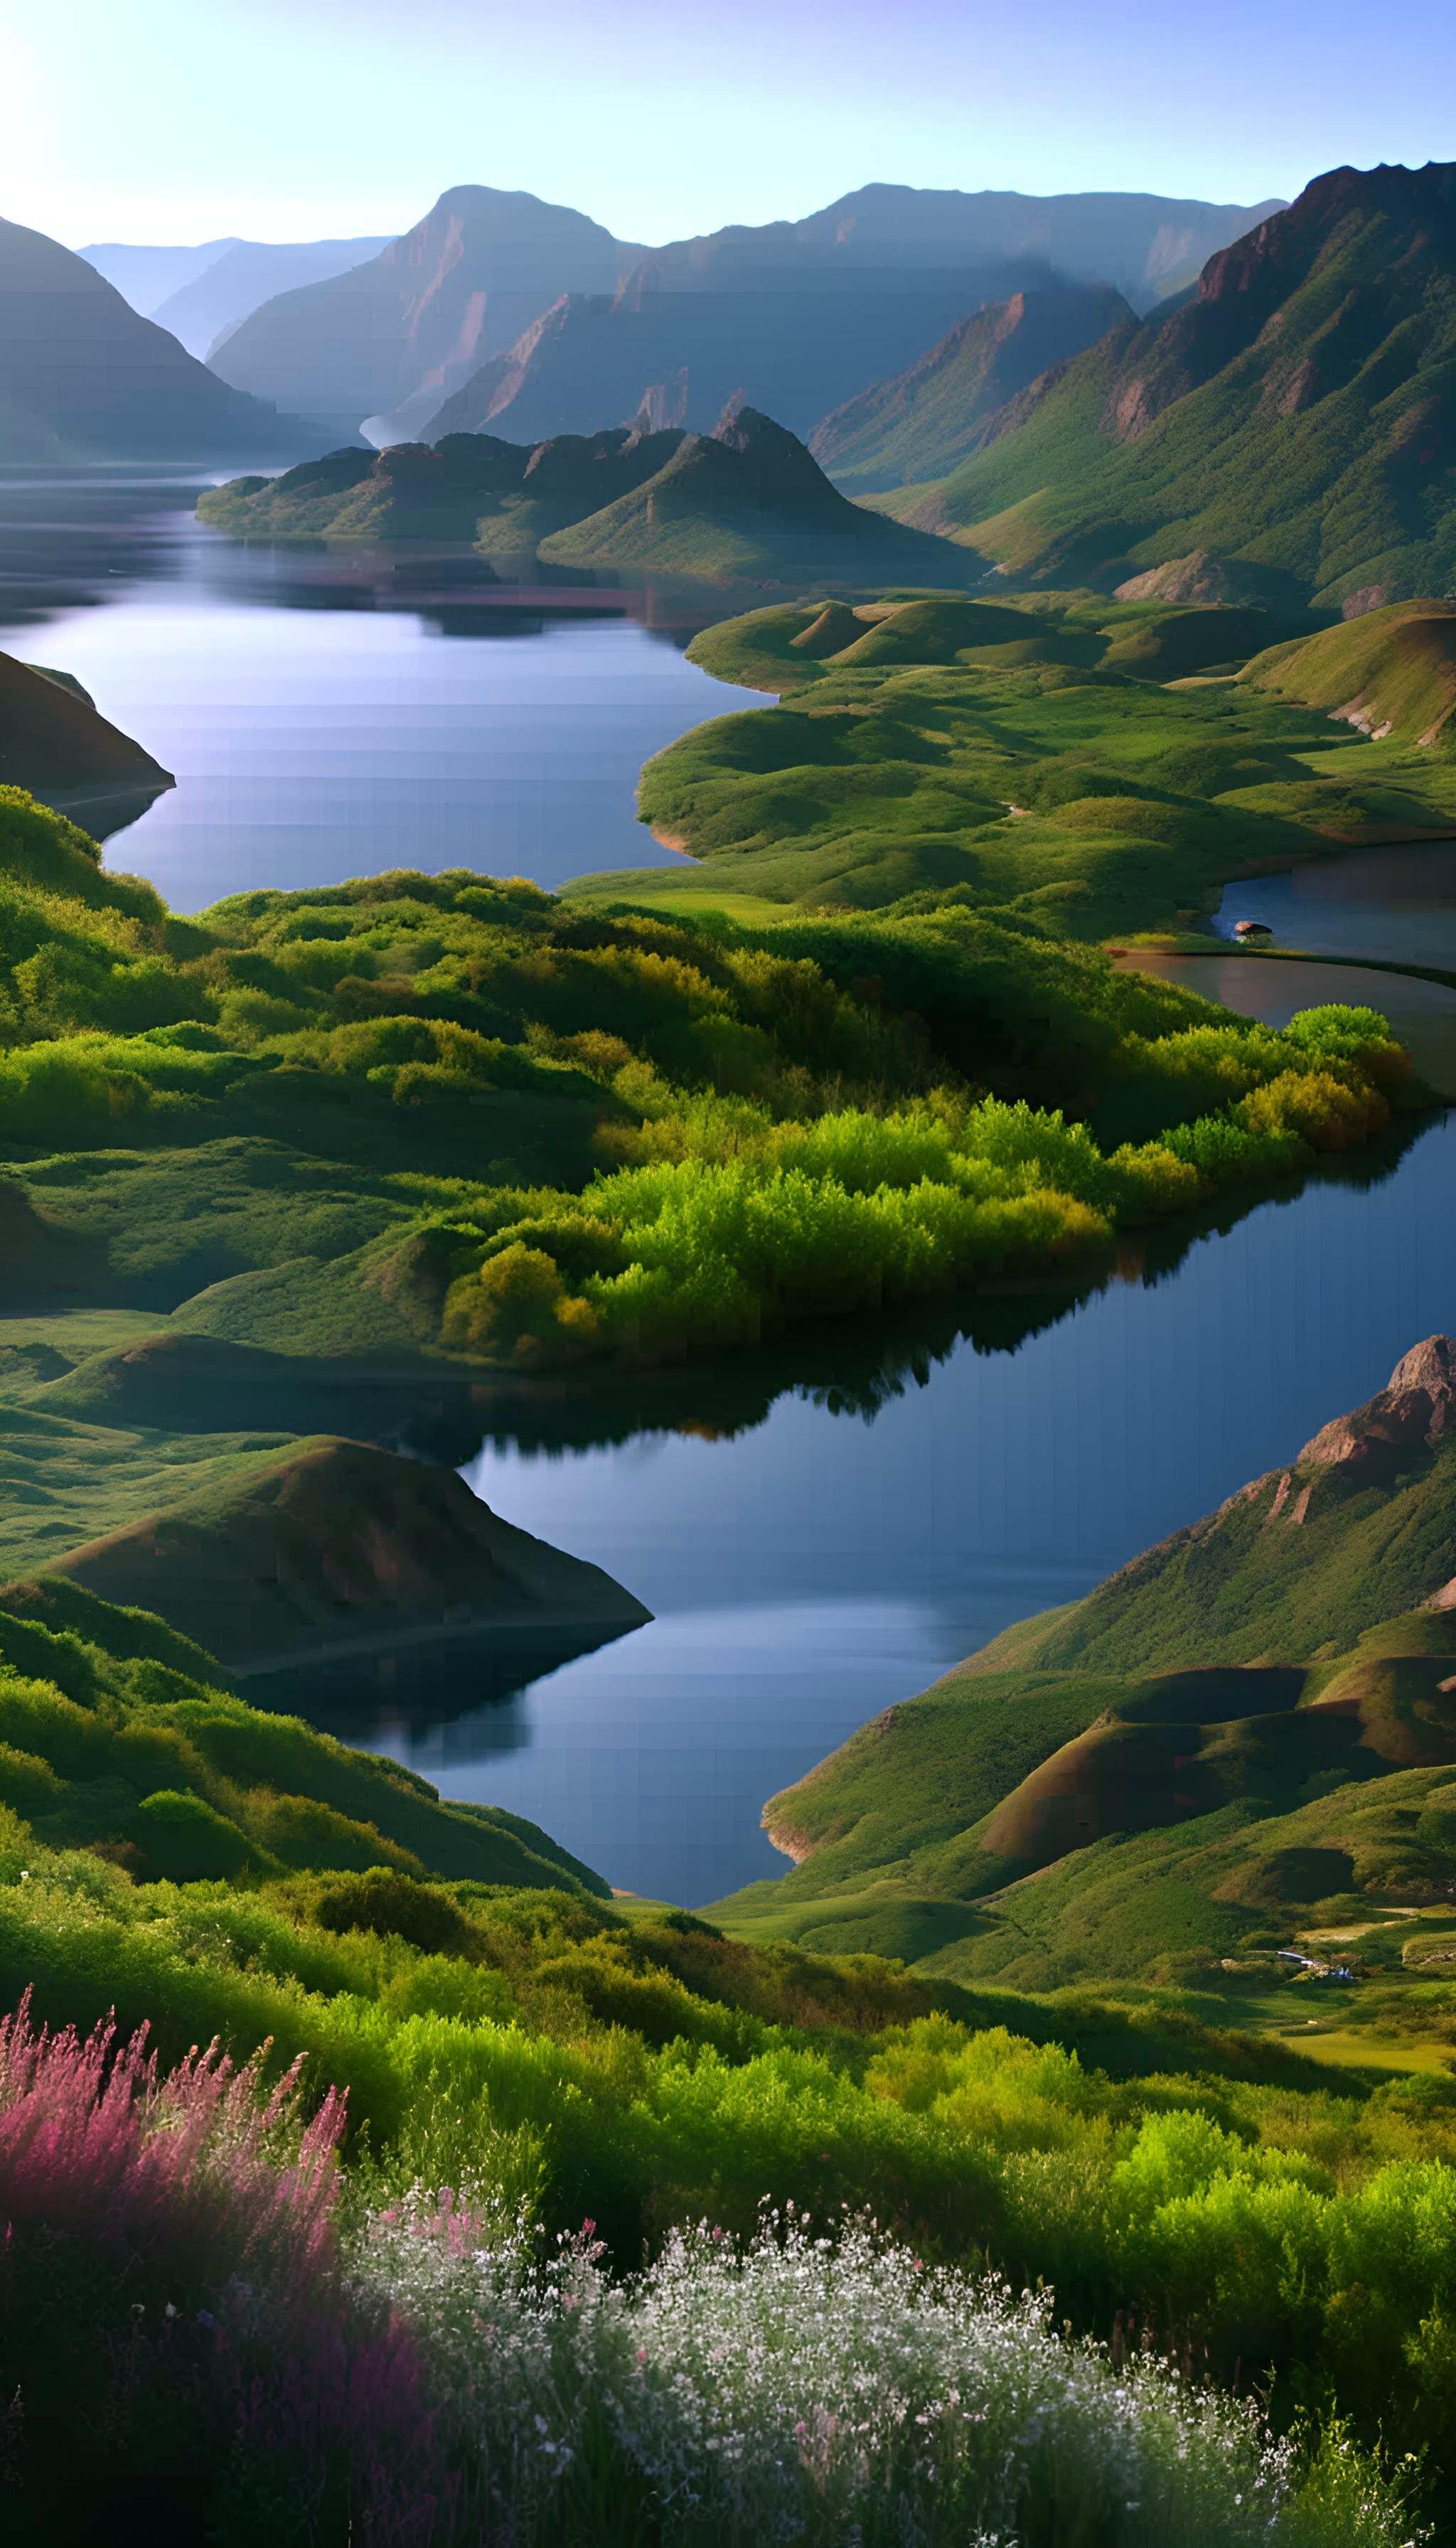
xmin=6 ymin=469 xmax=1455 ymax=1905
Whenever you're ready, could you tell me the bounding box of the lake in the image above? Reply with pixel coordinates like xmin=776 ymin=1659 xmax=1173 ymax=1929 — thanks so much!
xmin=0 ymin=466 xmax=761 ymax=906
xmin=7 ymin=469 xmax=1455 ymax=1906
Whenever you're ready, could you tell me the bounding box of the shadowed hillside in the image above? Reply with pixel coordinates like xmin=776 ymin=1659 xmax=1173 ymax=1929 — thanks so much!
xmin=0 ymin=215 xmax=302 ymax=461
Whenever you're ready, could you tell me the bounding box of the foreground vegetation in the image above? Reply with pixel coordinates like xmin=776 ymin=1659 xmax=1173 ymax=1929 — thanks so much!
xmin=0 ymin=1585 xmax=1437 ymax=2541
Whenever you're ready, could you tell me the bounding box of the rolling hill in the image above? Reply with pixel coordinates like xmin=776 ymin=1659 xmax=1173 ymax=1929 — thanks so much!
xmin=35 ymin=1433 xmax=648 ymax=1674
xmin=208 ymin=187 xmax=641 ymax=438
xmin=1241 ymin=599 xmax=1456 ymax=746
xmin=0 ymin=215 xmax=301 ymax=461
xmin=882 ymin=160 xmax=1456 ymax=614
xmin=198 ymin=424 xmax=688 ymax=552
xmin=808 ymin=284 xmax=1135 ymax=493
xmin=709 ymin=1337 xmax=1456 ymax=1981
xmin=536 ymin=403 xmax=980 ymax=581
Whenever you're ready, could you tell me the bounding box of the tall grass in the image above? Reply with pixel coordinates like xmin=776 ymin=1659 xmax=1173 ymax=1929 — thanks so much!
xmin=0 ymin=1991 xmax=1419 ymax=2544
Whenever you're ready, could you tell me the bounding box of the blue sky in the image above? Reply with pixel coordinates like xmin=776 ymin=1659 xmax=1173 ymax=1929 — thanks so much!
xmin=11 ymin=0 xmax=1456 ymax=250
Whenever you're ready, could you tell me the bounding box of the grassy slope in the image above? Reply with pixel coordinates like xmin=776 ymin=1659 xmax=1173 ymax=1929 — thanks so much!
xmin=808 ymin=286 xmax=1136 ymax=496
xmin=710 ymin=1342 xmax=1456 ymax=1983
xmin=1243 ymin=600 xmax=1456 ymax=745
xmin=0 ymin=1575 xmax=606 ymax=1893
xmin=877 ymin=167 xmax=1456 ymax=611
xmin=581 ymin=593 xmax=1456 ymax=939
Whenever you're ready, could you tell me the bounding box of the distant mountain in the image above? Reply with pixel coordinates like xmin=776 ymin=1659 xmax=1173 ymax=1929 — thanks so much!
xmin=430 ymin=186 xmax=1278 ymax=452
xmin=882 ymin=161 xmax=1456 ymax=613
xmin=79 ymin=237 xmax=242 ymax=316
xmin=147 ymin=236 xmax=396 ymax=358
xmin=626 ymin=182 xmax=1283 ymax=306
xmin=0 ymin=215 xmax=304 ymax=461
xmin=208 ymin=188 xmax=642 ymax=438
xmin=427 ymin=260 xmax=1039 ymax=447
xmin=809 ymin=284 xmax=1135 ymax=492
xmin=537 ymin=403 xmax=978 ymax=582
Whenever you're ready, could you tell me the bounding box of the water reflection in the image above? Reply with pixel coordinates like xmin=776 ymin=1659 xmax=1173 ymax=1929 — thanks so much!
xmin=0 ymin=466 xmax=768 ymax=898
xmin=1216 ymin=842 xmax=1456 ymax=968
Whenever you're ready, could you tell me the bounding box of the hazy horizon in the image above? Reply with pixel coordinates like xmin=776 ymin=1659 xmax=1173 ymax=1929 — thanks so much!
xmin=9 ymin=0 xmax=1456 ymax=255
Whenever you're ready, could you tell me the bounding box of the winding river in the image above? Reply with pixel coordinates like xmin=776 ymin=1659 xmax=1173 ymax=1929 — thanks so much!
xmin=7 ymin=469 xmax=1456 ymax=1903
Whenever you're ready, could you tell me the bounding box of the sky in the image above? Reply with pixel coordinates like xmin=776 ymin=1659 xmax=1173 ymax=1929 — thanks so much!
xmin=10 ymin=0 xmax=1456 ymax=252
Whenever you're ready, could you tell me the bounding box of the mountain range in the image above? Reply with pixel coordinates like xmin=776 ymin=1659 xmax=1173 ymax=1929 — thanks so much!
xmin=877 ymin=159 xmax=1456 ymax=614
xmin=808 ymin=283 xmax=1135 ymax=492
xmin=0 ymin=216 xmax=304 ymax=462
xmin=209 ymin=188 xmax=641 ymax=441
xmin=81 ymin=234 xmax=395 ymax=354
xmin=202 ymin=182 xmax=1278 ymax=447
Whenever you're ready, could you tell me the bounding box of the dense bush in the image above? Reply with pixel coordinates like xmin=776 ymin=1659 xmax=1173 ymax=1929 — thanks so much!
xmin=0 ymin=1993 xmax=1417 ymax=2545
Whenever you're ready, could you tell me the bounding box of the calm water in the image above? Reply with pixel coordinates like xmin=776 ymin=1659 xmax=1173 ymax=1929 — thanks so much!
xmin=0 ymin=466 xmax=761 ymax=907
xmin=1116 ymin=951 xmax=1456 ymax=1097
xmin=1216 ymin=843 xmax=1456 ymax=967
xmin=318 ymin=1110 xmax=1456 ymax=1905
xmin=9 ymin=471 xmax=1456 ymax=1904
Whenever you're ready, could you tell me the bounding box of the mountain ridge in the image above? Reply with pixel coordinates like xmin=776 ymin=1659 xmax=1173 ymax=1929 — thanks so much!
xmin=882 ymin=159 xmax=1456 ymax=611
xmin=0 ymin=215 xmax=304 ymax=461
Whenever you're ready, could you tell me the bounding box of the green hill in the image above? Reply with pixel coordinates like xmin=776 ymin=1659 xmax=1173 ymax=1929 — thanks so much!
xmin=604 ymin=588 xmax=1456 ymax=934
xmin=809 ymin=284 xmax=1134 ymax=493
xmin=1242 ymin=599 xmax=1456 ymax=746
xmin=35 ymin=1433 xmax=648 ymax=1674
xmin=0 ymin=651 xmax=172 ymax=805
xmin=198 ymin=424 xmax=686 ymax=552
xmin=879 ymin=161 xmax=1456 ymax=614
xmin=709 ymin=1337 xmax=1456 ymax=1981
xmin=0 ymin=1573 xmax=606 ymax=1891
xmin=538 ymin=405 xmax=979 ymax=584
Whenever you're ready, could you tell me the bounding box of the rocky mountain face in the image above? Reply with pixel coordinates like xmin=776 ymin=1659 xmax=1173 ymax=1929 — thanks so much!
xmin=0 ymin=217 xmax=302 ymax=461
xmin=890 ymin=160 xmax=1456 ymax=611
xmin=209 ymin=188 xmax=640 ymax=437
xmin=215 ymin=178 xmax=1273 ymax=448
xmin=808 ymin=283 xmax=1135 ymax=491
xmin=978 ymin=1334 xmax=1456 ymax=1677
